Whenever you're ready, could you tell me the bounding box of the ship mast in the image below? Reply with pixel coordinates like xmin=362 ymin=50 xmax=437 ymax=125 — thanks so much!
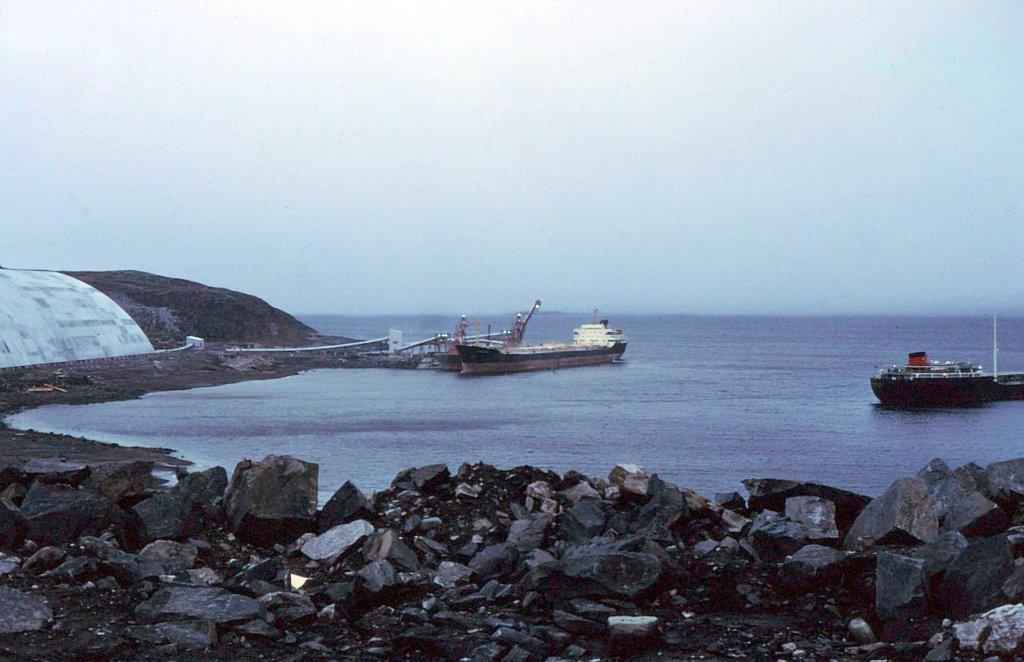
xmin=993 ymin=314 xmax=999 ymax=380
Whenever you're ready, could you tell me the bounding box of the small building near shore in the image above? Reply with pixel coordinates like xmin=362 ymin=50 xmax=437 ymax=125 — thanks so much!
xmin=0 ymin=268 xmax=155 ymax=369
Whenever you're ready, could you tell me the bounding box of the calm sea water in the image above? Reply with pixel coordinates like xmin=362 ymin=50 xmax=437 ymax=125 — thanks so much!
xmin=8 ymin=314 xmax=1024 ymax=502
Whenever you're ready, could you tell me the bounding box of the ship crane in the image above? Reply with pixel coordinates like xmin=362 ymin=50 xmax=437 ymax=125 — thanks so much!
xmin=506 ymin=299 xmax=542 ymax=348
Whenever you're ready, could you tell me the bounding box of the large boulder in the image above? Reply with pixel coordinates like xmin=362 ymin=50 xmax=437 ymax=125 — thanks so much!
xmin=318 ymin=481 xmax=371 ymax=533
xmin=910 ymin=530 xmax=969 ymax=581
xmin=362 ymin=529 xmax=419 ymax=571
xmin=171 ymin=466 xmax=228 ymax=508
xmin=938 ymin=534 xmax=1015 ymax=619
xmin=983 ymin=459 xmax=1024 ymax=511
xmin=875 ymin=551 xmax=927 ymax=621
xmin=953 ymin=603 xmax=1024 ymax=655
xmin=138 ymin=540 xmax=199 ymax=574
xmin=0 ymin=586 xmax=52 ymax=633
xmin=19 ymin=482 xmax=121 ymax=546
xmin=608 ymin=464 xmax=650 ymax=501
xmin=844 ymin=477 xmax=938 ymax=550
xmin=561 ymin=499 xmax=607 ymax=542
xmin=0 ymin=499 xmax=25 ymax=552
xmin=784 ymin=496 xmax=839 ymax=543
xmin=131 ymin=493 xmax=188 ymax=543
xmin=224 ymin=455 xmax=318 ymax=547
xmin=135 ymin=586 xmax=265 ymax=623
xmin=918 ymin=458 xmax=1009 ymax=537
xmin=742 ymin=478 xmax=870 ymax=532
xmin=777 ymin=544 xmax=848 ymax=594
xmin=83 ymin=461 xmax=153 ymax=505
xmin=301 ymin=519 xmax=374 ymax=562
xmin=391 ymin=464 xmax=449 ymax=492
xmin=21 ymin=458 xmax=90 ymax=486
xmin=546 ymin=538 xmax=664 ymax=600
xmin=745 ymin=510 xmax=809 ymax=563
xmin=506 ymin=516 xmax=551 ymax=553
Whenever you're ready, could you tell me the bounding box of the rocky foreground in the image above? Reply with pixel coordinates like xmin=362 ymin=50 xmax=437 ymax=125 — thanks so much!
xmin=2 ymin=455 xmax=1024 ymax=660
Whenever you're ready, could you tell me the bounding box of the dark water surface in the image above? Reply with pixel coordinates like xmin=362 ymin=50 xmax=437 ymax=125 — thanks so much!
xmin=8 ymin=314 xmax=1024 ymax=502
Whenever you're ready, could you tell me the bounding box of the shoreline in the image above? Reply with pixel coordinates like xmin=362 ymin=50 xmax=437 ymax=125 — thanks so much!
xmin=0 ymin=348 xmax=408 ymax=469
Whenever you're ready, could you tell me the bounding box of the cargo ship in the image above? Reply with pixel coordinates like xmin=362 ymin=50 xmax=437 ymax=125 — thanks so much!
xmin=458 ymin=316 xmax=627 ymax=375
xmin=871 ymin=319 xmax=1024 ymax=407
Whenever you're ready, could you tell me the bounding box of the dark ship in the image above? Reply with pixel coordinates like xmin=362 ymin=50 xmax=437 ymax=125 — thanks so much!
xmin=871 ymin=320 xmax=1024 ymax=407
xmin=458 ymin=303 xmax=626 ymax=375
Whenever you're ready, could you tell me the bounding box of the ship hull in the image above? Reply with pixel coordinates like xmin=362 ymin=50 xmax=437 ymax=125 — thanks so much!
xmin=871 ymin=374 xmax=1024 ymax=408
xmin=435 ymin=348 xmax=462 ymax=372
xmin=458 ymin=342 xmax=626 ymax=375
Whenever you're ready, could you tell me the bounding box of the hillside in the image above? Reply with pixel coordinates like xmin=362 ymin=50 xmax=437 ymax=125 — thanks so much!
xmin=65 ymin=270 xmax=318 ymax=348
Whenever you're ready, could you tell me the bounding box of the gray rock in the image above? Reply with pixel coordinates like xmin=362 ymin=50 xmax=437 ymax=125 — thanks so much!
xmin=0 ymin=499 xmax=25 ymax=552
xmin=258 ymin=591 xmax=316 ymax=623
xmin=42 ymin=555 xmax=98 ymax=582
xmin=22 ymin=458 xmax=89 ymax=485
xmin=983 ymin=458 xmax=1024 ymax=509
xmin=301 ymin=519 xmax=374 ymax=561
xmin=848 ymin=617 xmax=876 ymax=644
xmin=557 ymin=539 xmax=663 ymax=599
xmin=714 ymin=491 xmax=746 ymax=510
xmin=553 ymin=609 xmax=605 ymax=635
xmin=318 ymin=480 xmax=371 ymax=532
xmin=391 ymin=464 xmax=450 ymax=492
xmin=692 ymin=539 xmax=718 ymax=557
xmin=135 ymin=586 xmax=265 ymax=623
xmin=560 ymin=481 xmax=600 ymax=503
xmin=608 ymin=464 xmax=650 ymax=501
xmin=938 ymin=534 xmax=1015 ymax=618
xmin=138 ymin=540 xmax=198 ymax=574
xmin=363 ymin=528 xmax=419 ymax=571
xmin=469 ymin=543 xmax=517 ymax=578
xmin=844 ymin=477 xmax=938 ymax=550
xmin=742 ymin=478 xmax=871 ymax=532
xmin=875 ymin=551 xmax=927 ymax=621
xmin=83 ymin=461 xmax=153 ymax=504
xmin=746 ymin=510 xmax=809 ymax=563
xmin=19 ymin=482 xmax=120 ymax=546
xmin=0 ymin=554 xmax=19 ymax=576
xmin=918 ymin=458 xmax=1009 ymax=537
xmin=434 ymin=560 xmax=473 ymax=588
xmin=171 ymin=466 xmax=228 ymax=508
xmin=224 ymin=455 xmax=318 ymax=547
xmin=23 ymin=545 xmax=66 ymax=574
xmin=131 ymin=493 xmax=187 ymax=542
xmin=778 ymin=544 xmax=847 ymax=593
xmin=785 ymin=496 xmax=839 ymax=542
xmin=721 ymin=509 xmax=750 ymax=534
xmin=235 ymin=618 xmax=280 ymax=639
xmin=357 ymin=558 xmax=397 ymax=592
xmin=561 ymin=499 xmax=606 ymax=542
xmin=953 ymin=602 xmax=1024 ymax=654
xmin=126 ymin=621 xmax=217 ymax=651
xmin=607 ymin=615 xmax=659 ymax=652
xmin=506 ymin=516 xmax=550 ymax=553
xmin=909 ymin=530 xmax=969 ymax=579
xmin=0 ymin=586 xmax=52 ymax=633
xmin=78 ymin=536 xmax=162 ymax=584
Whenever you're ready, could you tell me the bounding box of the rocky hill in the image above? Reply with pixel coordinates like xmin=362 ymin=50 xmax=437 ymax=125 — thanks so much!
xmin=65 ymin=270 xmax=318 ymax=348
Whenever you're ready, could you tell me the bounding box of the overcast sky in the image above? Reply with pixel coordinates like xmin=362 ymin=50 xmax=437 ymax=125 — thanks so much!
xmin=2 ymin=2 xmax=1022 ymax=315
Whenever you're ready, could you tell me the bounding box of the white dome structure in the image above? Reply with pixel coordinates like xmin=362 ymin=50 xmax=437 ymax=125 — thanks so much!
xmin=0 ymin=269 xmax=154 ymax=369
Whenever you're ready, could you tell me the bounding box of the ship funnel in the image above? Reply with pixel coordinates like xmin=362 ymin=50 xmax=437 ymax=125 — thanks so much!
xmin=908 ymin=351 xmax=928 ymax=367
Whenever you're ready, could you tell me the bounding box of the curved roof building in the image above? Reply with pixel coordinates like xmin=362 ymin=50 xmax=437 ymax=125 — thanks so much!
xmin=0 ymin=269 xmax=154 ymax=369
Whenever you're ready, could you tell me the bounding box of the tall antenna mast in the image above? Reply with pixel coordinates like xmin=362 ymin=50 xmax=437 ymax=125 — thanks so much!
xmin=993 ymin=314 xmax=999 ymax=380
